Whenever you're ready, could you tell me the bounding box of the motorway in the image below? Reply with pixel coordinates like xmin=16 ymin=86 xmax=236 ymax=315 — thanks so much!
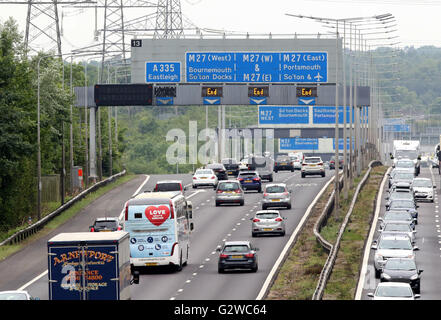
xmin=0 ymin=169 xmax=332 ymax=300
xmin=359 ymin=166 xmax=441 ymax=300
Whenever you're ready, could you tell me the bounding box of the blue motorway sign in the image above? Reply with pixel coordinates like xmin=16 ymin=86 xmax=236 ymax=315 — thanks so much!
xmin=259 ymin=106 xmax=309 ymax=125
xmin=384 ymin=124 xmax=410 ymax=132
xmin=186 ymin=52 xmax=327 ymax=83
xmin=146 ymin=62 xmax=181 ymax=83
xmin=313 ymin=106 xmax=355 ymax=124
xmin=280 ymin=138 xmax=319 ymax=150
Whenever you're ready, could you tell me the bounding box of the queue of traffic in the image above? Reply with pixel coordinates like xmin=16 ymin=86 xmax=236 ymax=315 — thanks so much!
xmin=367 ymin=141 xmax=434 ymax=300
xmin=107 ymin=153 xmax=329 ymax=275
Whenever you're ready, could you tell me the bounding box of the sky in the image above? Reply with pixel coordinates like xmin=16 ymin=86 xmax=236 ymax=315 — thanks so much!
xmin=0 ymin=0 xmax=440 ymax=56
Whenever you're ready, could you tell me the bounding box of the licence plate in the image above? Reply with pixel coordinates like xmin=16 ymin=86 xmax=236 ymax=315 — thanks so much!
xmin=201 ymin=177 xmax=207 ymax=179
xmin=310 ymin=164 xmax=316 ymax=167
xmin=145 ymin=262 xmax=158 ymax=266
xmin=100 ymin=230 xmax=111 ymax=232
xmin=228 ymin=171 xmax=233 ymax=174
xmin=271 ymin=199 xmax=281 ymax=202
xmin=225 ymin=191 xmax=233 ymax=193
xmin=231 ymin=255 xmax=243 ymax=259
xmin=263 ymin=228 xmax=273 ymax=231
xmin=245 ymin=180 xmax=252 ymax=183
xmin=281 ymin=162 xmax=287 ymax=165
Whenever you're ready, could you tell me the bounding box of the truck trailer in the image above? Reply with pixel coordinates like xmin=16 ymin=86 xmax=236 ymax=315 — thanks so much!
xmin=47 ymin=232 xmax=138 ymax=300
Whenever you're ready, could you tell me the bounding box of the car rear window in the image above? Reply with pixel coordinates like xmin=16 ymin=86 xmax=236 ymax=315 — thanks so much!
xmin=256 ymin=212 xmax=279 ymax=219
xmin=196 ymin=170 xmax=212 ymax=175
xmin=239 ymin=172 xmax=257 ymax=178
xmin=276 ymin=156 xmax=290 ymax=161
xmin=305 ymin=157 xmax=321 ymax=163
xmin=94 ymin=221 xmax=118 ymax=229
xmin=218 ymin=182 xmax=240 ymax=191
xmin=265 ymin=186 xmax=286 ymax=193
xmin=384 ymin=224 xmax=411 ymax=232
xmin=154 ymin=183 xmax=181 ymax=191
xmin=223 ymin=245 xmax=249 ymax=253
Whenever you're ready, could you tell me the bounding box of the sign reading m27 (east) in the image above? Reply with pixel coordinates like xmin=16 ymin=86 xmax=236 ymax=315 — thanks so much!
xmin=186 ymin=52 xmax=328 ymax=83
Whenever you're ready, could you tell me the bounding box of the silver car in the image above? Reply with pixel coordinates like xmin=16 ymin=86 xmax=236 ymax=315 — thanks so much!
xmin=379 ymin=222 xmax=416 ymax=243
xmin=394 ymin=159 xmax=416 ymax=176
xmin=367 ymin=282 xmax=420 ymax=300
xmin=379 ymin=210 xmax=416 ymax=230
xmin=262 ymin=183 xmax=292 ymax=210
xmin=371 ymin=234 xmax=418 ymax=278
xmin=215 ymin=180 xmax=244 ymax=206
xmin=389 ymin=171 xmax=414 ymax=190
xmin=251 ymin=210 xmax=286 ymax=237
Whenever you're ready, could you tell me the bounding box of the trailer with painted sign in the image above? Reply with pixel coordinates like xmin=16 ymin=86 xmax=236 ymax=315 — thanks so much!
xmin=47 ymin=232 xmax=139 ymax=300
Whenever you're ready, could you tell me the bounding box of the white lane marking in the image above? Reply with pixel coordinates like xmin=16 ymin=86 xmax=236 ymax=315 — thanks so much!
xmin=17 ymin=270 xmax=48 ymax=291
xmin=354 ymin=167 xmax=391 ymax=300
xmin=119 ymin=174 xmax=151 ymax=220
xmin=187 ymin=190 xmax=206 ymax=199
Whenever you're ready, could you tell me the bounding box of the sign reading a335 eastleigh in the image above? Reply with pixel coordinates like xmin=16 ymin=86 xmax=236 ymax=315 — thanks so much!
xmin=185 ymin=52 xmax=327 ymax=83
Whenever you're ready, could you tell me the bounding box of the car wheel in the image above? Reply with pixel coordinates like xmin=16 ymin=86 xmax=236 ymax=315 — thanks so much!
xmin=414 ymin=285 xmax=420 ymax=294
xmin=262 ymin=205 xmax=267 ymax=210
xmin=215 ymin=201 xmax=220 ymax=207
xmin=240 ymin=200 xmax=244 ymax=206
xmin=269 ymin=176 xmax=273 ymax=182
xmin=274 ymin=170 xmax=278 ymax=173
xmin=252 ymin=232 xmax=257 ymax=237
xmin=280 ymin=231 xmax=286 ymax=236
xmin=322 ymin=172 xmax=325 ymax=177
xmin=251 ymin=265 xmax=258 ymax=273
xmin=192 ymin=185 xmax=197 ymax=189
xmin=218 ymin=267 xmax=225 ymax=274
xmin=176 ymin=252 xmax=183 ymax=272
xmin=287 ymin=204 xmax=291 ymax=210
xmin=258 ymin=187 xmax=262 ymax=193
xmin=375 ymin=268 xmax=381 ymax=278
xmin=301 ymin=173 xmax=305 ymax=178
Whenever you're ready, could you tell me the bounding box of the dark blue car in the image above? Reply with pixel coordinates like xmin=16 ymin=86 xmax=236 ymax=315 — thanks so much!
xmin=237 ymin=171 xmax=262 ymax=192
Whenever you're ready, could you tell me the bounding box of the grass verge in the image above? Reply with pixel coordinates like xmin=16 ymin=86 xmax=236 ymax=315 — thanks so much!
xmin=266 ymin=165 xmax=387 ymax=300
xmin=0 ymin=174 xmax=137 ymax=262
xmin=266 ymin=182 xmax=334 ymax=300
xmin=322 ymin=166 xmax=386 ymax=299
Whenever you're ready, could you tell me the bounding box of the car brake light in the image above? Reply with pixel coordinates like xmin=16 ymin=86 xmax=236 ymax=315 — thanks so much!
xmin=117 ymin=226 xmax=122 ymax=231
xmin=318 ymin=162 xmax=323 ymax=166
xmin=238 ymin=178 xmax=244 ymax=181
xmin=264 ymin=193 xmax=268 ymax=196
xmin=283 ymin=191 xmax=289 ymax=196
xmin=193 ymin=177 xmax=197 ymax=180
xmin=124 ymin=202 xmax=129 ymax=220
xmin=211 ymin=176 xmax=216 ymax=179
xmin=234 ymin=189 xmax=242 ymax=193
xmin=253 ymin=177 xmax=260 ymax=182
xmin=217 ymin=190 xmax=223 ymax=193
xmin=302 ymin=163 xmax=307 ymax=166
xmin=220 ymin=254 xmax=228 ymax=258
xmin=275 ymin=217 xmax=283 ymax=222
xmin=245 ymin=253 xmax=254 ymax=258
xmin=90 ymin=227 xmax=95 ymax=232
xmin=253 ymin=218 xmax=260 ymax=222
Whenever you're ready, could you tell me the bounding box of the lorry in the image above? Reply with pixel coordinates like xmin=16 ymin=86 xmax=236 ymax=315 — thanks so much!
xmin=391 ymin=140 xmax=421 ymax=175
xmin=47 ymin=231 xmax=139 ymax=300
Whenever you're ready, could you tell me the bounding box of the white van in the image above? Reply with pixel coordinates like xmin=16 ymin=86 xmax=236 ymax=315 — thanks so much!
xmin=123 ymin=191 xmax=193 ymax=271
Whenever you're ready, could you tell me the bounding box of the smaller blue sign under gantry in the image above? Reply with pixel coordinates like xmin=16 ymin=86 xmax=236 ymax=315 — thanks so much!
xmin=259 ymin=106 xmax=309 ymax=125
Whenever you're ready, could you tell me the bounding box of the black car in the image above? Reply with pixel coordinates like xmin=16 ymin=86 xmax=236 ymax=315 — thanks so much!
xmin=274 ymin=155 xmax=294 ymax=172
xmin=89 ymin=217 xmax=122 ymax=232
xmin=222 ymin=158 xmax=240 ymax=176
xmin=206 ymin=163 xmax=228 ymax=180
xmin=380 ymin=258 xmax=423 ymax=294
xmin=217 ymin=241 xmax=258 ymax=273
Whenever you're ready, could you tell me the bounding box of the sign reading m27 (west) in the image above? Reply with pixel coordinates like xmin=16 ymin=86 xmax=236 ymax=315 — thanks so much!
xmin=186 ymin=52 xmax=328 ymax=83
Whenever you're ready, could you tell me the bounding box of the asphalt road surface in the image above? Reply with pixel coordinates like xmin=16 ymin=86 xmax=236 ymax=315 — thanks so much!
xmin=0 ymin=170 xmax=333 ymax=300
xmin=360 ymin=166 xmax=441 ymax=300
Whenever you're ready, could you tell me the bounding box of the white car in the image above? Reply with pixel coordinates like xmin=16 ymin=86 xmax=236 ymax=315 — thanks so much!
xmin=192 ymin=168 xmax=218 ymax=189
xmin=412 ymin=177 xmax=435 ymax=202
xmin=371 ymin=234 xmax=419 ymax=278
xmin=301 ymin=156 xmax=325 ymax=178
xmin=0 ymin=290 xmax=37 ymax=300
xmin=367 ymin=282 xmax=420 ymax=300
